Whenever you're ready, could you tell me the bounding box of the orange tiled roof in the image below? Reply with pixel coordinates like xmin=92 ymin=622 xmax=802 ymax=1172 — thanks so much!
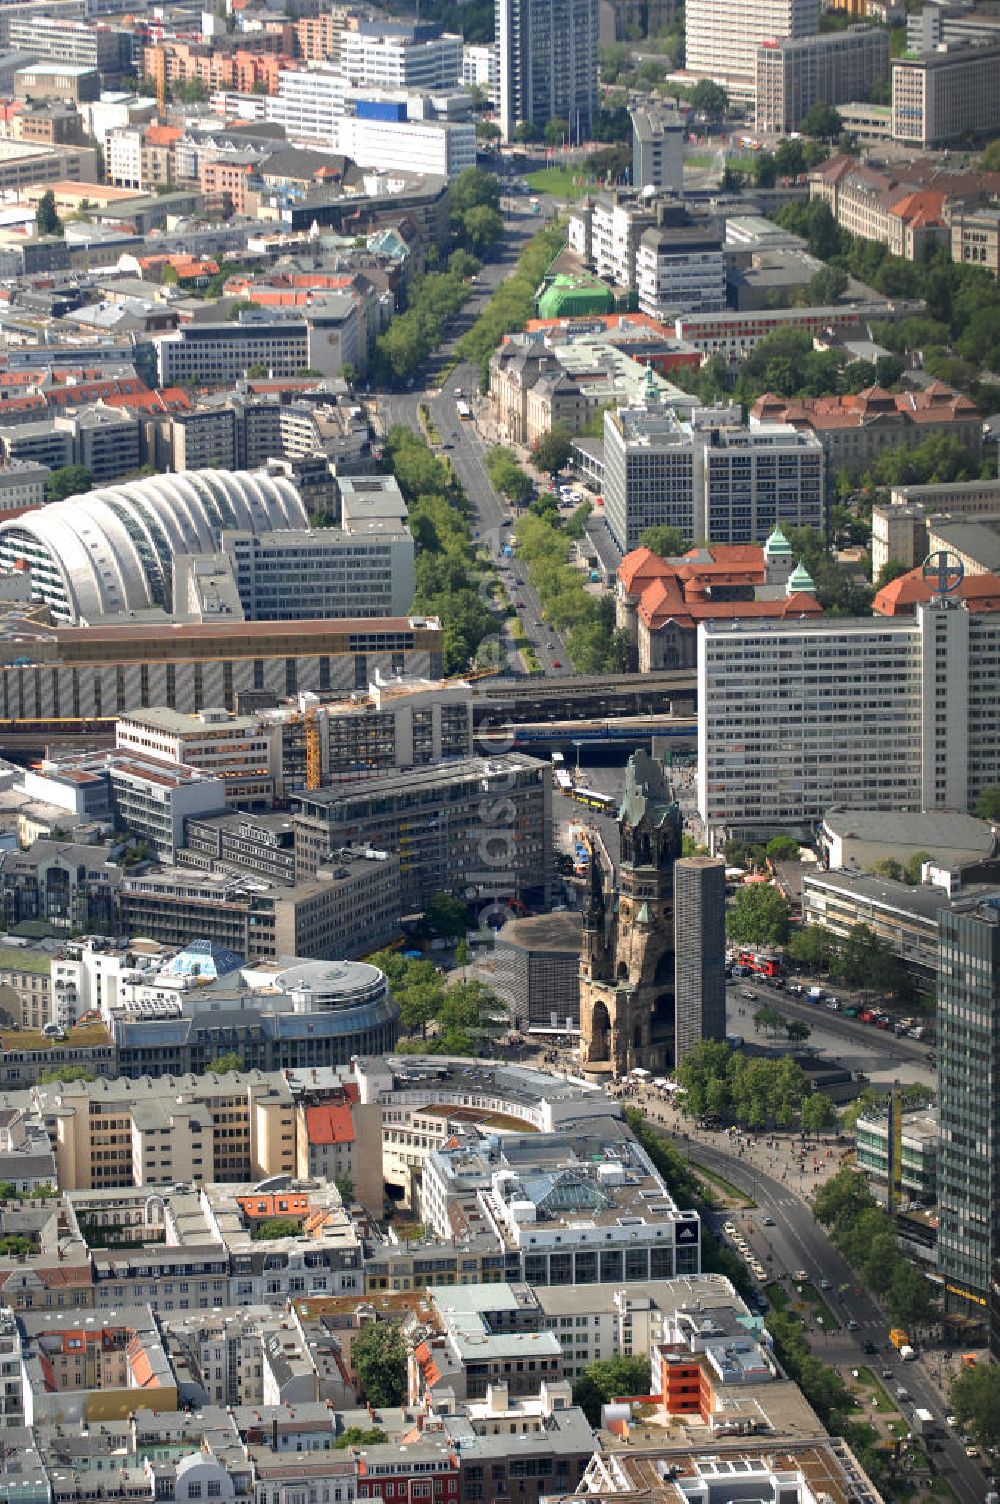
xmin=875 ymin=567 xmax=1000 ymax=616
xmin=305 ymin=1103 xmax=355 ymax=1146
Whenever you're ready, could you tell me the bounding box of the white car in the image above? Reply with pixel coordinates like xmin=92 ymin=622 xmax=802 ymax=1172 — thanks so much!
xmin=946 ymin=1414 xmax=958 ymax=1427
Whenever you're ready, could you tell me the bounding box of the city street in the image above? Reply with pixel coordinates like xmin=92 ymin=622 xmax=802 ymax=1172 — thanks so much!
xmin=373 ymin=197 xmax=572 ymax=678
xmin=634 ymin=1097 xmax=987 ymax=1504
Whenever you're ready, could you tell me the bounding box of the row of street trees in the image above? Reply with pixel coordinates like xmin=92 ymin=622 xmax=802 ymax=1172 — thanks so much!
xmin=813 ymin=1168 xmax=935 ymax=1329
xmin=384 ymin=426 xmax=495 ymax=673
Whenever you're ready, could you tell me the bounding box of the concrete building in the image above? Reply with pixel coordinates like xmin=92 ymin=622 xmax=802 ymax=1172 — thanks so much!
xmin=697 ymin=599 xmax=1000 ymax=839
xmin=336 ymin=114 xmax=475 ymax=180
xmin=685 ymin=0 xmax=819 ymax=90
xmin=754 ymin=26 xmax=889 ymax=133
xmin=635 ymin=211 xmax=726 ymax=324
xmin=155 ymin=304 xmax=369 ymax=388
xmin=340 ymin=23 xmax=463 ymax=92
xmin=496 ymin=0 xmax=598 ymax=143
xmin=493 ymin=912 xmax=582 ymax=1031
xmin=938 ymin=901 xmax=1000 ymax=1325
xmin=818 ymin=807 xmax=996 ymax=875
xmin=892 ymin=40 xmax=1000 ymax=148
xmin=949 ymin=202 xmax=1000 ymax=278
xmin=292 ymin=754 xmax=552 ymax=914
xmin=117 ymin=858 xmax=402 ymax=969
xmin=0 ymin=613 xmax=444 ymax=735
xmin=673 ymin=856 xmax=726 ymax=1066
xmin=630 ymin=107 xmax=682 ymax=194
xmin=855 ymin=1106 xmax=938 ymax=1200
xmin=116 ymin=708 xmax=275 ymax=808
xmin=463 ymin=43 xmax=499 ymax=104
xmin=0 ymin=469 xmax=310 ymax=626
xmin=0 ymin=460 xmax=49 ymax=515
xmin=802 ymin=867 xmax=959 ymax=995
xmin=604 ymin=394 xmax=825 ymax=554
xmin=672 ymin=297 xmax=913 ymax=355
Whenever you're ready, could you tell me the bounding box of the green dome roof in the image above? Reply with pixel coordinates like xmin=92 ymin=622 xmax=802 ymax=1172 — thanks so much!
xmin=765 ymin=525 xmax=793 ymax=557
xmin=788 ymin=560 xmax=816 ymax=592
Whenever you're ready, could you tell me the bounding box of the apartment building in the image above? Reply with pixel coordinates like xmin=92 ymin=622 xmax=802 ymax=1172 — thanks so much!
xmin=0 ymin=614 xmax=444 ymax=735
xmin=0 ymin=946 xmax=50 ymax=1032
xmin=754 ymin=26 xmax=889 ymax=133
xmin=292 ymin=753 xmax=552 ymax=913
xmin=35 ymin=1071 xmax=297 ymax=1191
xmin=698 ymin=599 xmax=1000 ymax=839
xmin=802 ymin=866 xmax=959 ymax=994
xmin=685 ymin=0 xmax=819 ymax=89
xmin=0 ymin=460 xmax=49 ymax=514
xmin=340 ymin=23 xmax=462 ymax=91
xmin=497 ymin=0 xmax=598 ymax=142
xmin=603 ymin=396 xmax=825 ymax=553
xmin=892 ymin=41 xmax=1000 ymax=147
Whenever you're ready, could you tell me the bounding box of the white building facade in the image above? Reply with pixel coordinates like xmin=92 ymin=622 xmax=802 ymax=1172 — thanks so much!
xmin=697 ymin=601 xmax=1000 ymax=841
xmin=685 ymin=0 xmax=819 ymax=89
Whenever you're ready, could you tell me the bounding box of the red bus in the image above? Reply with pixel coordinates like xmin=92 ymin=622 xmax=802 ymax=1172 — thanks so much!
xmin=737 ymin=950 xmax=783 ymax=978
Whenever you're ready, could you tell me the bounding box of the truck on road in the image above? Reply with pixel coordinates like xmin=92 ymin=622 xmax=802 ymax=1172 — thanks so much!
xmin=890 ymin=1328 xmax=910 ymax=1350
xmin=899 ymin=1344 xmax=916 ymax=1361
xmin=912 ymin=1408 xmax=936 ymax=1436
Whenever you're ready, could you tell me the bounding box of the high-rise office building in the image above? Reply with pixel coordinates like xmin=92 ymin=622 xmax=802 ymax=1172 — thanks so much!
xmin=938 ymin=901 xmax=1000 ymax=1327
xmin=496 ymin=0 xmax=599 ymax=142
xmin=674 ymin=856 xmax=727 ymax=1065
xmin=754 ymin=26 xmax=889 ymax=134
xmin=686 ymin=0 xmax=818 ymax=90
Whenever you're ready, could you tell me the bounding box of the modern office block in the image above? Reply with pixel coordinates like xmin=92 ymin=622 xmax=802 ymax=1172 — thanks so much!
xmin=603 ymin=398 xmax=825 ymax=553
xmin=697 ymin=600 xmax=1000 ymax=839
xmin=674 ymin=856 xmax=726 ymax=1064
xmin=755 ymin=26 xmax=889 ymax=134
xmin=938 ymin=902 xmax=1000 ymax=1325
xmin=892 ymin=41 xmax=1000 ymax=148
xmin=631 ymin=107 xmax=683 ymax=194
xmin=686 ymin=0 xmax=818 ymax=88
xmin=496 ymin=0 xmax=598 ymax=143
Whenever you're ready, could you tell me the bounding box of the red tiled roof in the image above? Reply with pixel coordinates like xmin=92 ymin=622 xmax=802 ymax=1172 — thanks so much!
xmin=618 ymin=546 xmax=673 ymax=593
xmin=874 ymin=567 xmax=1000 ymax=615
xmin=305 ymin=1103 xmax=355 ymax=1146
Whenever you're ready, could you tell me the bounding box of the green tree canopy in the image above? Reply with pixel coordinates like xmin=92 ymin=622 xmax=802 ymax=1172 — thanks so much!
xmin=875 ymin=558 xmax=911 ymax=591
xmin=35 ymin=190 xmax=62 ymax=238
xmin=786 ymin=923 xmax=837 ymax=973
xmin=639 ymin=525 xmax=686 ymax=557
xmin=726 ymin=884 xmax=792 ymax=946
xmin=976 ymin=787 xmax=1000 ymax=821
xmin=207 ymin=1052 xmax=245 ymax=1074
xmin=46 ymin=464 xmax=95 ymax=502
xmin=37 ymin=1065 xmax=96 ymax=1084
xmin=352 ymin=1320 xmax=407 ymax=1407
xmin=544 ymin=117 xmax=569 ymax=145
xmin=423 ymin=891 xmax=469 ymax=940
xmin=951 ymin=1364 xmax=1000 ymax=1450
xmin=801 ymin=102 xmax=843 ymax=138
xmin=253 ymin=1217 xmax=301 ymax=1240
xmin=530 ymin=424 xmax=574 ymax=476
xmin=689 ymin=79 xmax=728 ymax=118
xmin=572 ymin=1356 xmax=651 ymax=1425
xmin=513 ymin=120 xmax=542 ymax=142
xmin=765 ymin=835 xmax=800 ymax=861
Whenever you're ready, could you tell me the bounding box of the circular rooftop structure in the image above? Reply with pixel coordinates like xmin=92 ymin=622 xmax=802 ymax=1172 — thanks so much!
xmin=0 ymin=468 xmax=308 ymax=623
xmin=275 ymin=959 xmax=388 ymax=1010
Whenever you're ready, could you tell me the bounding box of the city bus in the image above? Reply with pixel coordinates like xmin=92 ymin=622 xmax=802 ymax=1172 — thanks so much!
xmin=737 ymin=949 xmax=783 ymax=978
xmin=573 ymin=788 xmax=617 ymax=813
